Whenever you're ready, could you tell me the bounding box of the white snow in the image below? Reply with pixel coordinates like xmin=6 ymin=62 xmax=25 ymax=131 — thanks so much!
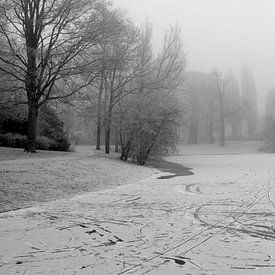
xmin=0 ymin=141 xmax=275 ymax=274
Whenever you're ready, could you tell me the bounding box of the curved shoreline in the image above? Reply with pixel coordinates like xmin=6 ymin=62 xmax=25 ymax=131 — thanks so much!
xmin=147 ymin=158 xmax=194 ymax=179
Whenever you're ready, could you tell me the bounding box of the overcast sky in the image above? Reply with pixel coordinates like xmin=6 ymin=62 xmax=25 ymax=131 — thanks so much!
xmin=113 ymin=0 xmax=275 ymax=113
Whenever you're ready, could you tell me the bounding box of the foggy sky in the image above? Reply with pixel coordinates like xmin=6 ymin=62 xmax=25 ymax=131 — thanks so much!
xmin=113 ymin=0 xmax=275 ymax=114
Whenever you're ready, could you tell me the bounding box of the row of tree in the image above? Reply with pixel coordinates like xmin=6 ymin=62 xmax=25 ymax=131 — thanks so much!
xmin=76 ymin=22 xmax=186 ymax=162
xmin=263 ymin=88 xmax=275 ymax=151
xmin=0 ymin=0 xmax=262 ymax=161
xmin=0 ymin=0 xmax=121 ymax=151
xmin=182 ymin=65 xmax=258 ymax=146
xmin=0 ymin=0 xmax=186 ymax=163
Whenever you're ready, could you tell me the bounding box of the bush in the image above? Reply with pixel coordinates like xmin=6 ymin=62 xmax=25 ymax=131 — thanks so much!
xmin=38 ymin=105 xmax=64 ymax=140
xmin=37 ymin=105 xmax=70 ymax=151
xmin=36 ymin=136 xmax=55 ymax=150
xmin=48 ymin=135 xmax=71 ymax=151
xmin=0 ymin=105 xmax=70 ymax=151
xmin=0 ymin=133 xmax=70 ymax=151
xmin=0 ymin=133 xmax=8 ymax=146
xmin=0 ymin=106 xmax=28 ymax=134
xmin=118 ymin=98 xmax=181 ymax=165
xmin=1 ymin=117 xmax=28 ymax=135
xmin=12 ymin=133 xmax=27 ymax=148
xmin=0 ymin=133 xmax=26 ymax=148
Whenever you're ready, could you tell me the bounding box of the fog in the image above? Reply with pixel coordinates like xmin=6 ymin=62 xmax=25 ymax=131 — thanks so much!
xmin=114 ymin=0 xmax=275 ymax=114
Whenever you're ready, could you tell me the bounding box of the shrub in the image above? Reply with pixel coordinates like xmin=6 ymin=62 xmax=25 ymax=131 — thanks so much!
xmin=12 ymin=133 xmax=27 ymax=148
xmin=38 ymin=105 xmax=64 ymax=140
xmin=0 ymin=133 xmax=70 ymax=151
xmin=0 ymin=105 xmax=70 ymax=151
xmin=36 ymin=136 xmax=55 ymax=150
xmin=118 ymin=98 xmax=181 ymax=165
xmin=1 ymin=117 xmax=28 ymax=135
xmin=0 ymin=133 xmax=8 ymax=146
xmin=0 ymin=106 xmax=28 ymax=134
xmin=49 ymin=135 xmax=71 ymax=151
xmin=0 ymin=133 xmax=26 ymax=148
xmin=37 ymin=105 xmax=70 ymax=151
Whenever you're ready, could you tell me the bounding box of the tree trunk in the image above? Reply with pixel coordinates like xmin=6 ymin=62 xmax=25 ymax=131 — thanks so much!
xmin=105 ymin=124 xmax=111 ymax=154
xmin=208 ymin=119 xmax=215 ymax=144
xmin=231 ymin=118 xmax=240 ymax=140
xmin=25 ymin=31 xmax=38 ymax=152
xmin=105 ymin=85 xmax=114 ymax=154
xmin=120 ymin=140 xmax=131 ymax=161
xmin=188 ymin=114 xmax=198 ymax=144
xmin=115 ymin=129 xmax=119 ymax=153
xmin=96 ymin=120 xmax=101 ymax=150
xmin=219 ymin=117 xmax=225 ymax=147
xmin=105 ymin=104 xmax=113 ymax=154
xmin=218 ymin=99 xmax=225 ymax=147
xmin=120 ymin=130 xmax=132 ymax=161
xmin=96 ymin=74 xmax=104 ymax=150
xmin=25 ymin=102 xmax=38 ymax=153
xmin=208 ymin=104 xmax=215 ymax=144
xmin=136 ymin=151 xmax=145 ymax=165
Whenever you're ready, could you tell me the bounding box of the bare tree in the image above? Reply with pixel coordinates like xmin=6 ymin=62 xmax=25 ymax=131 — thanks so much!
xmin=241 ymin=64 xmax=258 ymax=137
xmin=0 ymin=0 xmax=117 ymax=152
xmin=226 ymin=73 xmax=242 ymax=139
xmin=102 ymin=22 xmax=141 ymax=154
xmin=95 ymin=71 xmax=104 ymax=150
xmin=117 ymin=91 xmax=181 ymax=164
xmin=212 ymin=70 xmax=243 ymax=146
xmin=116 ymin=26 xmax=186 ymax=164
xmin=262 ymin=88 xmax=275 ymax=151
xmin=183 ymin=71 xmax=206 ymax=144
xmin=151 ymin=26 xmax=185 ymax=93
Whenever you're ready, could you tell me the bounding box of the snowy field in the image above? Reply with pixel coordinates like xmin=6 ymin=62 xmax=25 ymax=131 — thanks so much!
xmin=0 ymin=141 xmax=275 ymax=274
xmin=0 ymin=147 xmax=155 ymax=212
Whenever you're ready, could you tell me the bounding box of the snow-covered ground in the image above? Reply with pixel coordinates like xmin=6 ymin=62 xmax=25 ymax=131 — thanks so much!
xmin=0 ymin=147 xmax=155 ymax=212
xmin=0 ymin=142 xmax=275 ymax=274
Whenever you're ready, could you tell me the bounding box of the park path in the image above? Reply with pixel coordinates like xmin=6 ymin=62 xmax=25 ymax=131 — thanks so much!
xmin=1 ymin=150 xmax=275 ymax=274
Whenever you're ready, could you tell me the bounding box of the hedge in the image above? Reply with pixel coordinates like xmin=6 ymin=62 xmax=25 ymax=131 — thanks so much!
xmin=0 ymin=133 xmax=70 ymax=151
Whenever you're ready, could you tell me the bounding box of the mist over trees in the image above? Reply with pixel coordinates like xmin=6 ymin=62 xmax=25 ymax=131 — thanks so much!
xmin=182 ymin=70 xmax=244 ymax=146
xmin=262 ymin=88 xmax=275 ymax=151
xmin=116 ymin=25 xmax=185 ymax=163
xmin=0 ymin=0 xmax=186 ymax=164
xmin=0 ymin=0 xmax=270 ymax=161
xmin=241 ymin=64 xmax=258 ymax=137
